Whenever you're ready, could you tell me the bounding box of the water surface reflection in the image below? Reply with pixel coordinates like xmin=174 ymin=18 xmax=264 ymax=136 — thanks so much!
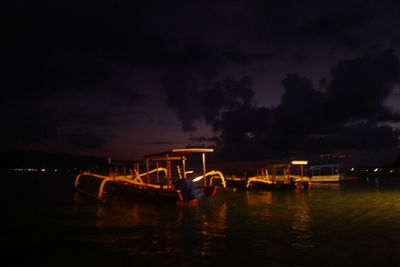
xmin=70 ymin=178 xmax=400 ymax=266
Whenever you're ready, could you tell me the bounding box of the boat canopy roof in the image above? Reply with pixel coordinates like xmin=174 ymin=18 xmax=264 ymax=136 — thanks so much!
xmin=291 ymin=160 xmax=308 ymax=165
xmin=121 ymin=148 xmax=214 ymax=165
xmin=145 ymin=148 xmax=214 ymax=159
xmin=149 ymin=156 xmax=182 ymax=162
xmin=268 ymin=160 xmax=308 ymax=169
xmin=245 ymin=160 xmax=308 ymax=171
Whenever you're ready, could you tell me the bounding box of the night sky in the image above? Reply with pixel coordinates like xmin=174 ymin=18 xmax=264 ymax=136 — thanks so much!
xmin=3 ymin=1 xmax=400 ymax=166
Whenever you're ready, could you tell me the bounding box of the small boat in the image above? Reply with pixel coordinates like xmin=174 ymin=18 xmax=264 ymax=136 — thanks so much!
xmin=74 ymin=148 xmax=227 ymax=203
xmin=245 ymin=160 xmax=311 ymax=191
xmin=308 ymin=164 xmax=343 ymax=182
xmin=225 ymin=176 xmax=248 ymax=190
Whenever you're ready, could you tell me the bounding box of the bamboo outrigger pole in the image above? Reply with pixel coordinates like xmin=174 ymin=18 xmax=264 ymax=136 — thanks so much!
xmin=166 ymin=153 xmax=171 ymax=188
xmin=202 ymin=152 xmax=206 ymax=187
xmin=156 ymin=161 xmax=159 ymax=183
xmin=182 ymin=156 xmax=187 ymax=179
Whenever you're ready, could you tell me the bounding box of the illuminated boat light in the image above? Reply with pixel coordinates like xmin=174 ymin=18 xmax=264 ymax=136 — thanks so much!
xmin=192 ymin=176 xmax=203 ymax=182
xmin=291 ymin=160 xmax=308 ymax=165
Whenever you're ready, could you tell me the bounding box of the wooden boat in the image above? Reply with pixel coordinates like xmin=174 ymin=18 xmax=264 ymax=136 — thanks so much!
xmin=74 ymin=148 xmax=227 ymax=203
xmin=244 ymin=160 xmax=311 ymax=191
xmin=308 ymin=164 xmax=343 ymax=182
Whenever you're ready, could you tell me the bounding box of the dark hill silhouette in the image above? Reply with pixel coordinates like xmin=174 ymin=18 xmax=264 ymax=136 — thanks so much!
xmin=1 ymin=150 xmax=109 ymax=171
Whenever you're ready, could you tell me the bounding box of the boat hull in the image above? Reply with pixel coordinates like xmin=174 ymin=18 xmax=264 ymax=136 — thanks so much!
xmin=248 ymin=181 xmax=297 ymax=190
xmin=108 ymin=181 xmax=183 ymax=201
xmin=203 ymin=185 xmax=218 ymax=197
xmin=248 ymin=180 xmax=311 ymax=191
xmin=226 ymin=179 xmax=248 ymax=190
xmin=107 ymin=182 xmax=218 ymax=202
xmin=311 ymin=175 xmax=341 ymax=182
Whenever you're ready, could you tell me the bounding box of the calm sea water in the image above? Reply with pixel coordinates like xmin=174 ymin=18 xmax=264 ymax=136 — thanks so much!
xmin=2 ymin=173 xmax=400 ymax=267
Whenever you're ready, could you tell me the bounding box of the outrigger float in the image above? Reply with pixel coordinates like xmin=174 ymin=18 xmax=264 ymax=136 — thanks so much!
xmin=226 ymin=160 xmax=311 ymax=191
xmin=74 ymin=148 xmax=227 ymax=204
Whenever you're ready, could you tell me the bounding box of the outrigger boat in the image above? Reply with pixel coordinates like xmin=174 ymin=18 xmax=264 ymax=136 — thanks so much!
xmin=74 ymin=148 xmax=227 ymax=204
xmin=308 ymin=164 xmax=343 ymax=182
xmin=233 ymin=160 xmax=311 ymax=191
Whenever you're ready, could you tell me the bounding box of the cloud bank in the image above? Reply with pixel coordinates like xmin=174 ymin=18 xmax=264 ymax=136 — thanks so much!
xmin=164 ymin=49 xmax=400 ymax=161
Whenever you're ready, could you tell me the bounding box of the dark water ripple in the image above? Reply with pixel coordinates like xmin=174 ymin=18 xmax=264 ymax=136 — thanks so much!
xmin=2 ymin=174 xmax=400 ymax=266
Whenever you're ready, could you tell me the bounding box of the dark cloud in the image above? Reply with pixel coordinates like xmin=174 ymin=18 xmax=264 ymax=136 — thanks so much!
xmin=190 ymin=136 xmax=220 ymax=144
xmin=4 ymin=1 xmax=400 ymax=163
xmin=163 ymin=73 xmax=203 ymax=131
xmin=274 ymin=49 xmax=400 ymax=135
xmin=318 ymin=123 xmax=400 ymax=151
xmin=5 ymin=0 xmax=395 ymax=104
xmin=200 ymin=76 xmax=255 ymax=120
xmin=5 ymin=0 xmax=399 ymax=96
xmin=300 ymin=6 xmax=373 ymax=48
xmin=223 ymin=76 xmax=254 ymax=106
xmin=251 ymin=0 xmax=400 ymax=62
xmin=164 ymin=75 xmax=285 ymax=160
xmin=212 ymin=105 xmax=281 ymax=161
xmin=0 ymin=103 xmax=59 ymax=148
xmin=325 ymin=49 xmax=400 ymax=122
xmin=163 ymin=74 xmax=257 ymax=132
xmin=200 ymin=82 xmax=228 ymax=124
xmin=222 ymin=49 xmax=273 ymax=65
xmin=1 ymin=114 xmax=58 ymax=145
xmin=143 ymin=141 xmax=188 ymax=145
xmin=66 ymin=132 xmax=111 ymax=149
xmin=61 ymin=110 xmax=120 ymax=128
xmin=168 ymin=50 xmax=400 ymax=162
xmin=275 ymin=74 xmax=326 ymax=134
xmin=3 ymin=2 xmax=178 ymax=101
xmin=3 ymin=37 xmax=142 ymax=104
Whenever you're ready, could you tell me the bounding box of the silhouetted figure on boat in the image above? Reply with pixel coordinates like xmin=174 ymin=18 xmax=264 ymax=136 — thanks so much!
xmin=174 ymin=178 xmax=205 ymax=202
